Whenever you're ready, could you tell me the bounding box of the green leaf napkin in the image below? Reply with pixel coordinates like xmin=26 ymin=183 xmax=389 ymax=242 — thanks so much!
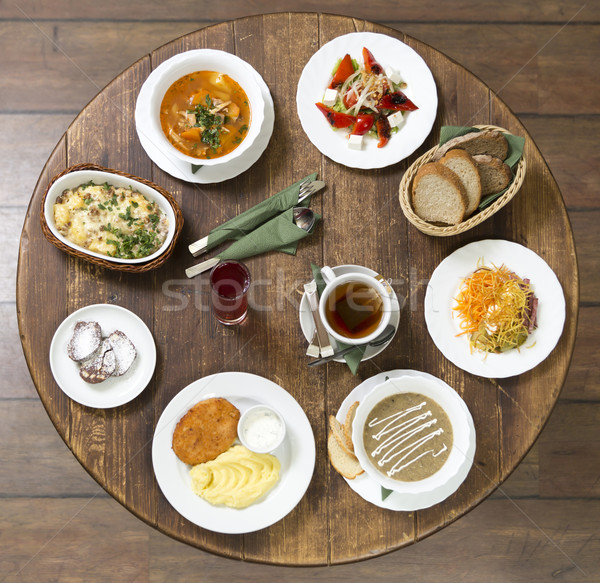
xmin=206 ymin=173 xmax=318 ymax=254
xmin=310 ymin=263 xmax=366 ymax=375
xmin=211 ymin=207 xmax=320 ymax=263
xmin=438 ymin=126 xmax=525 ymax=210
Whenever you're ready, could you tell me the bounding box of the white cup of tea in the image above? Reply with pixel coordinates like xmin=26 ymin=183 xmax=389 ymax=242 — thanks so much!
xmin=318 ymin=266 xmax=392 ymax=346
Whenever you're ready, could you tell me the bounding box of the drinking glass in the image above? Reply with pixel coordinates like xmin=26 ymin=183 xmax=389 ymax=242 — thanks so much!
xmin=209 ymin=260 xmax=251 ymax=325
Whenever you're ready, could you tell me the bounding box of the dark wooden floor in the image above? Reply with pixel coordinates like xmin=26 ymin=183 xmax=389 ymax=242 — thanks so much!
xmin=2 ymin=1 xmax=599 ymax=581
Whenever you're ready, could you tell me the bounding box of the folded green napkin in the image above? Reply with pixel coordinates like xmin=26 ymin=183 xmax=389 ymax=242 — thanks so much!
xmin=211 ymin=207 xmax=320 ymax=263
xmin=438 ymin=126 xmax=525 ymax=210
xmin=206 ymin=173 xmax=318 ymax=254
xmin=310 ymin=263 xmax=366 ymax=375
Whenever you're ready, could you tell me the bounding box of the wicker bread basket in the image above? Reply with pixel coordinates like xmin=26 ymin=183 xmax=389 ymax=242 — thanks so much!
xmin=40 ymin=163 xmax=184 ymax=272
xmin=399 ymin=125 xmax=526 ymax=236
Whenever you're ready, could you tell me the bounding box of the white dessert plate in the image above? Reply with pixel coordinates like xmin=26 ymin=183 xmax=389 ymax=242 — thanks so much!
xmin=49 ymin=304 xmax=156 ymax=408
xmin=152 ymin=372 xmax=315 ymax=534
xmin=424 ymin=239 xmax=566 ymax=378
xmin=337 ymin=369 xmax=476 ymax=511
xmin=135 ymin=53 xmax=274 ymax=184
xmin=296 ymin=32 xmax=438 ymax=169
xmin=299 ymin=264 xmax=401 ymax=362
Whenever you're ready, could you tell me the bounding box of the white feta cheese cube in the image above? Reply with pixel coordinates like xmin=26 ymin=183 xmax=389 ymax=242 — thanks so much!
xmin=388 ymin=111 xmax=404 ymax=128
xmin=322 ymin=88 xmax=338 ymax=107
xmin=385 ymin=67 xmax=403 ymax=85
xmin=348 ymin=134 xmax=364 ymax=150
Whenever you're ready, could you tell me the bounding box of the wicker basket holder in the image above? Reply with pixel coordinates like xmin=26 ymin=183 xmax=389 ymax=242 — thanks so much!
xmin=398 ymin=124 xmax=527 ymax=237
xmin=40 ymin=163 xmax=184 ymax=273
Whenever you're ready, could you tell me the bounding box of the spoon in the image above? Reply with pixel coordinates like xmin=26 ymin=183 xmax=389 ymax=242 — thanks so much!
xmin=185 ymin=206 xmax=317 ymax=278
xmin=307 ymin=324 xmax=396 ymax=366
xmin=293 ymin=206 xmax=317 ymax=232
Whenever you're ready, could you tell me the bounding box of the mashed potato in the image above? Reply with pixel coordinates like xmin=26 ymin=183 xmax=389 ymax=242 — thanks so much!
xmin=189 ymin=445 xmax=280 ymax=509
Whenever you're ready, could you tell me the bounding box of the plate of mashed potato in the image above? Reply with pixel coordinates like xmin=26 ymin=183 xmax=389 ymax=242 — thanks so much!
xmin=152 ymin=372 xmax=315 ymax=534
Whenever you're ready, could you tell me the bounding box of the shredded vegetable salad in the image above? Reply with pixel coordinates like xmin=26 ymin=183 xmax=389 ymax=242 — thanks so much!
xmin=315 ymin=47 xmax=418 ymax=149
xmin=453 ymin=263 xmax=539 ymax=354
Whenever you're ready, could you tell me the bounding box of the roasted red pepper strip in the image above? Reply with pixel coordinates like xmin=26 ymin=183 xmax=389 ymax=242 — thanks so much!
xmin=378 ymin=91 xmax=418 ymax=111
xmin=351 ymin=113 xmax=375 ymax=136
xmin=315 ymin=102 xmax=356 ymax=128
xmin=376 ymin=116 xmax=391 ymax=148
xmin=362 ymin=47 xmax=384 ymax=75
xmin=329 ymin=53 xmax=355 ymax=89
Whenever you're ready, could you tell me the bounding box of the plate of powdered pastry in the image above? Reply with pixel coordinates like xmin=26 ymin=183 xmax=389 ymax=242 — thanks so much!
xmin=49 ymin=304 xmax=156 ymax=408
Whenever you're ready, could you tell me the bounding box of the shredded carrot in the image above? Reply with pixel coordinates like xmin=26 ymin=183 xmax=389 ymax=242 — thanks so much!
xmin=453 ymin=263 xmax=534 ymax=354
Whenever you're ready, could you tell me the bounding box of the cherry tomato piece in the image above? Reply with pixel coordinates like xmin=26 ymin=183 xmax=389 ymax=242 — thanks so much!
xmin=315 ymin=102 xmax=356 ymax=128
xmin=342 ymin=90 xmax=358 ymax=110
xmin=351 ymin=114 xmax=375 ymax=136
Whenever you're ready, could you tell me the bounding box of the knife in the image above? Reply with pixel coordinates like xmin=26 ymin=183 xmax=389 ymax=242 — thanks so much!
xmin=304 ymin=281 xmax=334 ymax=358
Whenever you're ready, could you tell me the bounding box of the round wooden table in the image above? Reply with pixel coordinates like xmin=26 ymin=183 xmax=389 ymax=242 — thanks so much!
xmin=17 ymin=14 xmax=578 ymax=566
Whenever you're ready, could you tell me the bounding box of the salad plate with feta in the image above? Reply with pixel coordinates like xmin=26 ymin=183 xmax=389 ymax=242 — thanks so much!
xmin=296 ymin=32 xmax=438 ymax=169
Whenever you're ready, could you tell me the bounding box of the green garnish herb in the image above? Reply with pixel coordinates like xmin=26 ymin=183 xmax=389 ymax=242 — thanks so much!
xmin=188 ymin=95 xmax=223 ymax=152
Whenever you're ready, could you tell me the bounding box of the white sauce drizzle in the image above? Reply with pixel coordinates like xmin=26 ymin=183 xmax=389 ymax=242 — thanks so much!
xmin=367 ymin=400 xmax=449 ymax=478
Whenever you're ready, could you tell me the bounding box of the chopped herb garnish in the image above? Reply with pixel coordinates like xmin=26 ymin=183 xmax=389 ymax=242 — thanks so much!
xmin=98 ymin=203 xmax=106 ymax=210
xmin=188 ymin=95 xmax=223 ymax=152
xmin=84 ymin=197 xmax=93 ymax=205
xmin=131 ymin=201 xmax=139 ymax=208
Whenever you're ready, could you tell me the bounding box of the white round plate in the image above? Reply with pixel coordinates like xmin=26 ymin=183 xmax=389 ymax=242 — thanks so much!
xmin=152 ymin=372 xmax=316 ymax=534
xmin=49 ymin=304 xmax=156 ymax=408
xmin=296 ymin=32 xmax=438 ymax=169
xmin=135 ymin=60 xmax=274 ymax=184
xmin=337 ymin=369 xmax=476 ymax=511
xmin=299 ymin=265 xmax=401 ymax=362
xmin=425 ymin=239 xmax=566 ymax=378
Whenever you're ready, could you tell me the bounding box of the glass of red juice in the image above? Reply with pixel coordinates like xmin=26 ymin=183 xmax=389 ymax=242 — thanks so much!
xmin=209 ymin=260 xmax=251 ymax=325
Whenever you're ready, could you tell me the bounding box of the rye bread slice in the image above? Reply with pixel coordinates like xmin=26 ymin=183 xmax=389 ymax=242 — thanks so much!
xmin=411 ymin=162 xmax=467 ymax=225
xmin=433 ymin=130 xmax=509 ymax=162
xmin=439 ymin=149 xmax=482 ymax=216
xmin=472 ymin=154 xmax=513 ymax=195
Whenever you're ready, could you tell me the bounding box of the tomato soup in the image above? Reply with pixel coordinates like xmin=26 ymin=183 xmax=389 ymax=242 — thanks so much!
xmin=160 ymin=70 xmax=251 ymax=160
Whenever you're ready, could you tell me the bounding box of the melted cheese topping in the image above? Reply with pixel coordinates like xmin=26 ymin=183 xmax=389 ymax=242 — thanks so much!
xmin=53 ymin=182 xmax=169 ymax=259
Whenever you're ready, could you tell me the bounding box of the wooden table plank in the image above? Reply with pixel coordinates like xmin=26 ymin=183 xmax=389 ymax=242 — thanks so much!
xmin=2 ymin=1 xmax=598 ymax=23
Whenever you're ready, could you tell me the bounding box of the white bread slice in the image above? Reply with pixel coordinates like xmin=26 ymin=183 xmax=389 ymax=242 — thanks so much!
xmin=327 ymin=431 xmax=364 ymax=479
xmin=434 ymin=130 xmax=509 ymax=162
xmin=472 ymin=154 xmax=512 ymax=195
xmin=342 ymin=401 xmax=359 ymax=453
xmin=411 ymin=162 xmax=467 ymax=225
xmin=439 ymin=149 xmax=482 ymax=216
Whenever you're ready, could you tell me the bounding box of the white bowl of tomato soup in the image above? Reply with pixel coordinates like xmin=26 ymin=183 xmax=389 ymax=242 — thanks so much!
xmin=146 ymin=49 xmax=266 ymax=166
xmin=351 ymin=374 xmax=476 ymax=505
